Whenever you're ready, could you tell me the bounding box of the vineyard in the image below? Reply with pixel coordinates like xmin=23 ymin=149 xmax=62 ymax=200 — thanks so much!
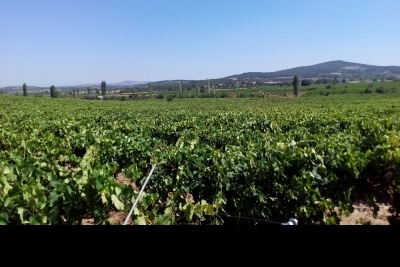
xmin=1 ymin=93 xmax=400 ymax=225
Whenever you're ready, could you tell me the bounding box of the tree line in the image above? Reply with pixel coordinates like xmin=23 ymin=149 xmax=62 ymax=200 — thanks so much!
xmin=17 ymin=81 xmax=108 ymax=98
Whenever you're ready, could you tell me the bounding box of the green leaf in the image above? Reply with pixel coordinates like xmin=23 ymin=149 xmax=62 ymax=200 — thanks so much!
xmin=3 ymin=167 xmax=11 ymax=174
xmin=17 ymin=207 xmax=24 ymax=222
xmin=4 ymin=197 xmax=11 ymax=207
xmin=0 ymin=212 xmax=9 ymax=222
xmin=29 ymin=216 xmax=40 ymax=225
xmin=111 ymin=195 xmax=124 ymax=210
xmin=101 ymin=193 xmax=108 ymax=204
xmin=135 ymin=216 xmax=146 ymax=225
xmin=0 ymin=220 xmax=6 ymax=225
xmin=115 ymin=187 xmax=121 ymax=196
xmin=185 ymin=203 xmax=194 ymax=221
xmin=133 ymin=207 xmax=140 ymax=216
xmin=49 ymin=191 xmax=58 ymax=204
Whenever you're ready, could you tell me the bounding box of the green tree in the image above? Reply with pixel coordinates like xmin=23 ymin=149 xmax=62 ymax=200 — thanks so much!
xmin=87 ymin=87 xmax=92 ymax=95
xmin=50 ymin=85 xmax=58 ymax=98
xmin=301 ymin=79 xmax=312 ymax=86
xmin=101 ymin=81 xmax=106 ymax=96
xmin=207 ymin=79 xmax=210 ymax=93
xmin=148 ymin=83 xmax=153 ymax=97
xmin=342 ymin=79 xmax=346 ymax=84
xmin=23 ymin=83 xmax=28 ymax=96
xmin=96 ymin=89 xmax=100 ymax=95
xmin=292 ymin=75 xmax=299 ymax=97
xmin=179 ymin=81 xmax=183 ymax=94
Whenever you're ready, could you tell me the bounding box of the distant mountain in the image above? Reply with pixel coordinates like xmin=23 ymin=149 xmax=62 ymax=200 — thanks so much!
xmin=109 ymin=80 xmax=150 ymax=86
xmin=225 ymin=60 xmax=400 ymax=81
xmin=73 ymin=81 xmax=150 ymax=87
xmin=1 ymin=61 xmax=399 ymax=90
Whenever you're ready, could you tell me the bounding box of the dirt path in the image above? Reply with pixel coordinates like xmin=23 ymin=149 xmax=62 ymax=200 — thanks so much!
xmin=339 ymin=202 xmax=392 ymax=225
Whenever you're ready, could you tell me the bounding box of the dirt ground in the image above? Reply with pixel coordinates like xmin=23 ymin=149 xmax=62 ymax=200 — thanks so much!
xmin=339 ymin=202 xmax=392 ymax=225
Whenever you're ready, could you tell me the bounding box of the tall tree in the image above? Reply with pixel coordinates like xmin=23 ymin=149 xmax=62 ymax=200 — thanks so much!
xmin=23 ymin=83 xmax=27 ymax=96
xmin=87 ymin=87 xmax=92 ymax=95
xmin=50 ymin=85 xmax=56 ymax=98
xmin=96 ymin=89 xmax=100 ymax=95
xmin=207 ymin=79 xmax=210 ymax=93
xmin=292 ymin=75 xmax=299 ymax=97
xmin=101 ymin=81 xmax=107 ymax=96
xmin=148 ymin=83 xmax=152 ymax=97
xmin=179 ymin=81 xmax=183 ymax=94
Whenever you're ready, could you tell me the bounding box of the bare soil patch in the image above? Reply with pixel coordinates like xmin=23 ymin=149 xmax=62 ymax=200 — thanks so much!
xmin=339 ymin=202 xmax=391 ymax=225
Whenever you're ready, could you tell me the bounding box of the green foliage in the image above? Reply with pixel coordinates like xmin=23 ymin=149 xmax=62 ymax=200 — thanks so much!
xmin=101 ymin=81 xmax=106 ymax=96
xmin=376 ymin=87 xmax=386 ymax=94
xmin=292 ymin=76 xmax=299 ymax=97
xmin=301 ymin=79 xmax=312 ymax=86
xmin=364 ymin=88 xmax=373 ymax=94
xmin=49 ymin=85 xmax=59 ymax=98
xmin=0 ymin=95 xmax=399 ymax=225
xmin=23 ymin=83 xmax=27 ymax=96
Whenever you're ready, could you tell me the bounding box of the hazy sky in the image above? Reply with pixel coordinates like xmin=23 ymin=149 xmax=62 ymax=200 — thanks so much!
xmin=1 ymin=0 xmax=399 ymax=87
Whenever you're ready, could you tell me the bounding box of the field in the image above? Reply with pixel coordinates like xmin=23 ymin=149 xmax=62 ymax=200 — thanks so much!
xmin=1 ymin=81 xmax=400 ymax=225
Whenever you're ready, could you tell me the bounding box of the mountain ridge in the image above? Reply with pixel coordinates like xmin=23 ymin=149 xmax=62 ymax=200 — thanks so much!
xmin=1 ymin=60 xmax=399 ymax=89
xmin=224 ymin=60 xmax=400 ymax=81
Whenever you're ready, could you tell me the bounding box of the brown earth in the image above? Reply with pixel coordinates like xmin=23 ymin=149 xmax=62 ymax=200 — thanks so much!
xmin=339 ymin=202 xmax=391 ymax=225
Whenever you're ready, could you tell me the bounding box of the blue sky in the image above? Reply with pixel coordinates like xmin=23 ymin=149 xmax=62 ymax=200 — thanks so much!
xmin=0 ymin=0 xmax=399 ymax=87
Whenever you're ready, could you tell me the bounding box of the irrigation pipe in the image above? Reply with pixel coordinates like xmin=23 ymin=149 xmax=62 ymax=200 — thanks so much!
xmin=123 ymin=164 xmax=157 ymax=225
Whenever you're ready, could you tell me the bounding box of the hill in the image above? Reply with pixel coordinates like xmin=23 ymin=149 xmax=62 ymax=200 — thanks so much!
xmin=1 ymin=60 xmax=399 ymax=92
xmin=224 ymin=60 xmax=400 ymax=82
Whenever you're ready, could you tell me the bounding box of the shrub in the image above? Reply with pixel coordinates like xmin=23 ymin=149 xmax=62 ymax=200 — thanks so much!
xmin=376 ymin=87 xmax=386 ymax=94
xmin=364 ymin=88 xmax=372 ymax=94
